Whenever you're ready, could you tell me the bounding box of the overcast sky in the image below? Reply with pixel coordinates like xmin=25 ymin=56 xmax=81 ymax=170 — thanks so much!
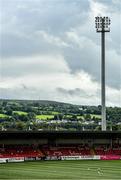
xmin=0 ymin=0 xmax=121 ymax=106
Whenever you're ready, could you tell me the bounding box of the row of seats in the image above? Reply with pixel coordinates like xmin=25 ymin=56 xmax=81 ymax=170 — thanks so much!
xmin=0 ymin=145 xmax=43 ymax=158
xmin=42 ymin=147 xmax=91 ymax=156
xmin=0 ymin=145 xmax=121 ymax=158
xmin=94 ymin=148 xmax=121 ymax=155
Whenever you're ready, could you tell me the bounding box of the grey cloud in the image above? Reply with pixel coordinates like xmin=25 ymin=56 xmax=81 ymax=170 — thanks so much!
xmin=21 ymin=84 xmax=28 ymax=90
xmin=1 ymin=0 xmax=89 ymax=58
xmin=95 ymin=0 xmax=121 ymax=13
xmin=1 ymin=32 xmax=58 ymax=58
xmin=0 ymin=85 xmax=54 ymax=100
xmin=57 ymin=87 xmax=95 ymax=98
xmin=0 ymin=86 xmax=39 ymax=100
xmin=0 ymin=0 xmax=121 ymax=93
xmin=1 ymin=0 xmax=89 ymax=34
xmin=63 ymin=37 xmax=121 ymax=89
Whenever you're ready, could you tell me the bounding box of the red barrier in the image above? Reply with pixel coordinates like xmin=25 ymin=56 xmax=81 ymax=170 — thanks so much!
xmin=100 ymin=155 xmax=121 ymax=160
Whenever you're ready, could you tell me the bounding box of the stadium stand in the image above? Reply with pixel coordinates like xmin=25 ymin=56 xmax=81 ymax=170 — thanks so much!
xmin=0 ymin=131 xmax=121 ymax=160
xmin=0 ymin=145 xmax=44 ymax=158
xmin=94 ymin=146 xmax=121 ymax=155
xmin=1 ymin=144 xmax=121 ymax=158
xmin=41 ymin=145 xmax=91 ymax=156
xmin=41 ymin=145 xmax=121 ymax=157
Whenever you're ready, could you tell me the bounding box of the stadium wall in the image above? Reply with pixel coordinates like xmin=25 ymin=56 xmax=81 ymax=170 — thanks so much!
xmin=1 ymin=155 xmax=121 ymax=163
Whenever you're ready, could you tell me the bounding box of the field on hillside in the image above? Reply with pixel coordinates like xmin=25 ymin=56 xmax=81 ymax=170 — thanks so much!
xmin=13 ymin=111 xmax=28 ymax=115
xmin=0 ymin=160 xmax=121 ymax=179
xmin=36 ymin=115 xmax=54 ymax=120
xmin=0 ymin=114 xmax=8 ymax=118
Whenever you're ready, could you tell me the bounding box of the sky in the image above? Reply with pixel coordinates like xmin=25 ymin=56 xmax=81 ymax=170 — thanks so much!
xmin=0 ymin=0 xmax=121 ymax=106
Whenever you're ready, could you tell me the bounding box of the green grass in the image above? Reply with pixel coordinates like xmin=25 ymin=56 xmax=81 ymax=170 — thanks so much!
xmin=77 ymin=115 xmax=84 ymax=119
xmin=0 ymin=160 xmax=121 ymax=179
xmin=64 ymin=115 xmax=73 ymax=118
xmin=91 ymin=114 xmax=101 ymax=118
xmin=13 ymin=111 xmax=28 ymax=115
xmin=36 ymin=115 xmax=54 ymax=120
xmin=0 ymin=114 xmax=8 ymax=118
xmin=51 ymin=111 xmax=60 ymax=115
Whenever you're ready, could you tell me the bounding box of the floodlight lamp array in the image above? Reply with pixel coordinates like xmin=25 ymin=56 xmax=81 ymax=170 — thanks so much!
xmin=95 ymin=16 xmax=111 ymax=32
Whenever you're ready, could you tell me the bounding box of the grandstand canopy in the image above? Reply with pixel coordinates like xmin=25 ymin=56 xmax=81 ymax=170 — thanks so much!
xmin=0 ymin=131 xmax=121 ymax=140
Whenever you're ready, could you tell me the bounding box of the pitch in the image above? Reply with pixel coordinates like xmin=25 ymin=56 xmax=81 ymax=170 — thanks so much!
xmin=0 ymin=160 xmax=121 ymax=179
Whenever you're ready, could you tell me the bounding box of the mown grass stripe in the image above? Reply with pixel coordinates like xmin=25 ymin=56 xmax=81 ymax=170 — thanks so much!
xmin=0 ymin=160 xmax=121 ymax=179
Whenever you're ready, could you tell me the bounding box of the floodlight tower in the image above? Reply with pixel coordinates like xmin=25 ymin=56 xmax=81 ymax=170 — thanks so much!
xmin=95 ymin=16 xmax=111 ymax=131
